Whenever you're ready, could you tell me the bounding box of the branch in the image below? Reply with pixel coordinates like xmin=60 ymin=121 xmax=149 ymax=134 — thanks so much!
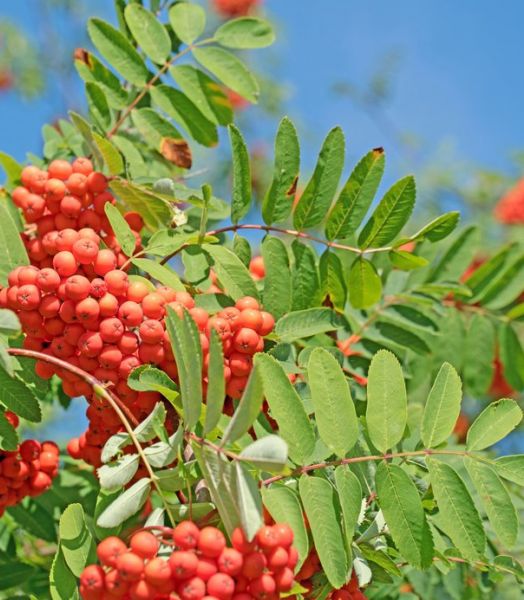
xmin=8 ymin=348 xmax=176 ymax=525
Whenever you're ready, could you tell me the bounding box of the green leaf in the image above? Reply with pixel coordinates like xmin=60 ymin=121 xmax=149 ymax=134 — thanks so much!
xmin=0 ymin=409 xmax=18 ymax=450
xmin=481 ymin=253 xmax=524 ymax=310
xmin=8 ymin=500 xmax=56 ymax=542
xmin=87 ymin=18 xmax=149 ymax=86
xmin=0 ymin=562 xmax=38 ymax=592
xmin=69 ymin=111 xmax=104 ymax=165
xmin=128 ymin=367 xmax=179 ymax=407
xmin=464 ymin=458 xmax=518 ymax=548
xmin=131 ymin=107 xmax=185 ymax=151
xmin=428 ymin=225 xmax=479 ymax=282
xmin=293 ymin=127 xmax=345 ymax=231
xmin=97 ymin=478 xmax=151 ymax=528
xmin=203 ymin=243 xmax=259 ymax=300
xmin=165 ymin=307 xmax=203 ymax=429
xmin=275 ymin=307 xmax=346 ymax=342
xmin=291 ymin=241 xmax=321 ymax=311
xmin=131 ymin=258 xmax=185 ymax=291
xmin=466 ymin=399 xmax=522 ymax=451
xmin=325 ymin=148 xmax=385 ymax=241
xmin=92 ymin=132 xmax=124 ymax=175
xmin=319 ymin=250 xmax=347 ymax=311
xmin=0 ymin=152 xmax=22 ymax=188
xmin=389 ymin=249 xmax=429 ymax=270
xmin=376 ymin=462 xmax=433 ymax=568
xmin=134 ymin=402 xmax=167 ymax=442
xmin=299 ymin=476 xmax=348 ymax=589
xmin=222 ymin=367 xmax=264 ymax=445
xmin=233 ymin=234 xmax=251 ymax=267
xmin=204 ymin=330 xmax=226 ymax=434
xmin=255 ymin=354 xmax=315 ymax=463
xmin=0 ymin=309 xmax=20 ymax=336
xmin=193 ymin=46 xmax=259 ymax=103
xmin=170 ymin=65 xmax=233 ymax=126
xmin=463 ymin=314 xmax=495 ymax=397
xmin=348 ymin=257 xmax=382 ymax=309
xmin=406 ymin=211 xmax=460 ymax=244
xmin=494 ymin=455 xmax=524 ymax=486
xmin=262 ymin=485 xmax=309 ymax=566
xmin=262 ymin=117 xmax=300 ymax=225
xmin=169 ymin=2 xmax=206 ymax=45
xmin=239 ymin=435 xmax=288 ymax=472
xmin=374 ymin=321 xmax=429 ymax=355
xmin=74 ymin=51 xmax=128 ymax=109
xmin=98 ymin=454 xmax=140 ymax=490
xmin=86 ymin=82 xmax=111 ymax=130
xmin=110 ymin=180 xmax=173 ymax=231
xmin=335 ymin=466 xmax=362 ymax=555
xmin=229 ymin=124 xmax=251 ymax=224
xmin=59 ymin=504 xmax=96 ymax=577
xmin=150 ymin=85 xmax=218 ymax=147
xmin=261 ymin=236 xmax=292 ymax=319
xmin=193 ymin=445 xmax=240 ymax=537
xmin=215 ymin=17 xmax=275 ymax=48
xmin=358 ymin=175 xmax=416 ymax=249
xmin=125 ymin=3 xmax=171 ymax=64
xmin=0 ymin=201 xmax=29 ymax=286
xmin=428 ymin=459 xmax=486 ymax=561
xmin=0 ymin=367 xmax=41 ymax=422
xmin=144 ymin=434 xmax=180 ymax=468
xmin=366 ymin=350 xmax=407 ymax=453
xmin=498 ymin=323 xmax=524 ymax=390
xmin=308 ymin=348 xmax=358 ymax=457
xmin=421 ymin=363 xmax=462 ymax=448
xmin=235 ymin=462 xmax=263 ymax=541
xmin=104 ymin=203 xmax=135 ymax=256
xmin=49 ymin=549 xmax=79 ymax=600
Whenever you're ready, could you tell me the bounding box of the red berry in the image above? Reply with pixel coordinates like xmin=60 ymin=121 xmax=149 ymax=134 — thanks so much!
xmin=249 ymin=574 xmax=276 ymax=599
xmin=241 ymin=552 xmax=267 ymax=580
xmin=144 ymin=556 xmax=172 ymax=586
xmin=207 ymin=573 xmax=235 ymax=600
xmin=129 ymin=531 xmax=159 ymax=559
xmin=198 ymin=527 xmax=226 ymax=558
xmin=79 ymin=564 xmax=105 ymax=592
xmin=173 ymin=520 xmax=200 ymax=550
xmin=169 ymin=550 xmax=199 ymax=580
xmin=217 ymin=548 xmax=243 ymax=576
xmin=116 ymin=552 xmax=144 ymax=582
xmin=235 ymin=296 xmax=260 ymax=311
xmin=97 ymin=536 xmax=128 ymax=567
xmin=178 ymin=576 xmax=206 ymax=600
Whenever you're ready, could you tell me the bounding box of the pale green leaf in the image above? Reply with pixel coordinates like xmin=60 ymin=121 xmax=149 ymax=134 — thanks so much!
xmin=169 ymin=2 xmax=206 ymax=45
xmin=348 ymin=257 xmax=382 ymax=309
xmin=98 ymin=454 xmax=140 ymax=490
xmin=105 ymin=203 xmax=136 ymax=256
xmin=229 ymin=124 xmax=251 ymax=224
xmin=131 ymin=258 xmax=185 ymax=291
xmin=215 ymin=17 xmax=275 ymax=48
xmin=0 ymin=367 xmax=41 ymax=422
xmin=335 ymin=465 xmax=362 ymax=557
xmin=203 ymin=243 xmax=259 ymax=300
xmin=261 ymin=236 xmax=292 ymax=319
xmin=275 ymin=307 xmax=346 ymax=342
xmin=466 ymin=399 xmax=522 ymax=451
xmin=222 ymin=366 xmax=263 ymax=445
xmin=0 ymin=201 xmax=29 ymax=286
xmin=239 ymin=435 xmax=288 ymax=472
xmin=494 ymin=455 xmax=524 ymax=486
xmin=235 ymin=462 xmax=263 ymax=541
xmin=204 ymin=330 xmax=226 ymax=434
xmin=59 ymin=504 xmax=96 ymax=577
xmin=97 ymin=478 xmax=151 ymax=528
xmin=125 ymin=3 xmax=171 ymax=64
xmin=366 ymin=350 xmax=407 ymax=453
xmin=463 ymin=314 xmax=495 ymax=397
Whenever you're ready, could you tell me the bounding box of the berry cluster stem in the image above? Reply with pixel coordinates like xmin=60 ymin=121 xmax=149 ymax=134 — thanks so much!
xmin=7 ymin=348 xmax=176 ymax=524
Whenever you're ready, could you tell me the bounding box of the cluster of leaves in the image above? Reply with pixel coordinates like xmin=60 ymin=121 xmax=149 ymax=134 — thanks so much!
xmin=0 ymin=2 xmax=522 ymax=599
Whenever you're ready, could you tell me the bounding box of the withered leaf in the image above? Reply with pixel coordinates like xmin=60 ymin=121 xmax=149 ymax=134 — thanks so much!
xmin=161 ymin=138 xmax=192 ymax=169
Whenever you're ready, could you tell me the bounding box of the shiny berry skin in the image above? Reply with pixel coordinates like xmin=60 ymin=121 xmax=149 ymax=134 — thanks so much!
xmin=232 ymin=328 xmax=260 ymax=354
xmin=129 ymin=531 xmax=159 ymax=559
xmin=97 ymin=536 xmax=128 ymax=568
xmin=198 ymin=527 xmax=226 ymax=558
xmin=173 ymin=520 xmax=200 ymax=550
xmin=116 ymin=552 xmax=144 ymax=582
xmin=207 ymin=573 xmax=235 ymax=599
xmin=169 ymin=550 xmax=199 ymax=580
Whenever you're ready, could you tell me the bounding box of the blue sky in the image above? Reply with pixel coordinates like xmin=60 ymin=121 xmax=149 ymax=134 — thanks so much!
xmin=1 ymin=1 xmax=524 ymax=177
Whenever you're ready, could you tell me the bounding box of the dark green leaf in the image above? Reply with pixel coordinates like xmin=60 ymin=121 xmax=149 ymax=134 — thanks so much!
xmin=348 ymin=257 xmax=382 ymax=309
xmin=222 ymin=367 xmax=264 ymax=445
xmin=233 ymin=234 xmax=251 ymax=267
xmin=86 ymin=82 xmax=111 ymax=129
xmin=407 ymin=211 xmax=460 ymax=244
xmin=374 ymin=321 xmax=431 ymax=354
xmin=358 ymin=175 xmax=416 ymax=249
xmin=49 ymin=549 xmax=78 ymax=600
xmin=125 ymin=4 xmax=171 ymax=64
xmin=0 ymin=409 xmax=18 ymax=451
xmin=235 ymin=463 xmax=263 ymax=541
xmin=319 ymin=250 xmax=347 ymax=310
xmin=498 ymin=323 xmax=524 ymax=390
xmin=229 ymin=124 xmax=251 ymax=224
xmin=74 ymin=51 xmax=127 ymax=109
xmin=255 ymin=354 xmax=315 ymax=463
xmin=428 ymin=225 xmax=479 ymax=282
xmin=291 ymin=241 xmax=321 ymax=310
xmin=192 ymin=46 xmax=259 ymax=103
xmin=325 ymin=148 xmax=385 ymax=241
xmin=0 ymin=367 xmax=41 ymax=422
xmin=87 ymin=18 xmax=149 ymax=86
xmin=262 ymin=117 xmax=300 ymax=225
xmin=389 ymin=250 xmax=428 ymax=270
xmin=293 ymin=127 xmax=345 ymax=231
xmin=463 ymin=314 xmax=495 ymax=397
xmin=8 ymin=500 xmax=56 ymax=542
xmin=366 ymin=350 xmax=407 ymax=453
xmin=483 ymin=253 xmax=524 ymax=310
xmin=110 ymin=180 xmax=173 ymax=231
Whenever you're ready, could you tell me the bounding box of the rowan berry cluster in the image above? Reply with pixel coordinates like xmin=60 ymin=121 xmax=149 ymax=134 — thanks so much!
xmin=79 ymin=521 xmax=297 ymax=600
xmin=0 ymin=411 xmax=59 ymax=515
xmin=2 ymin=158 xmax=275 ymax=469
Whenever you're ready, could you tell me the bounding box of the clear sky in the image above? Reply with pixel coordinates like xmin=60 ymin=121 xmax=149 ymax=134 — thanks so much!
xmin=1 ymin=1 xmax=524 ymax=176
